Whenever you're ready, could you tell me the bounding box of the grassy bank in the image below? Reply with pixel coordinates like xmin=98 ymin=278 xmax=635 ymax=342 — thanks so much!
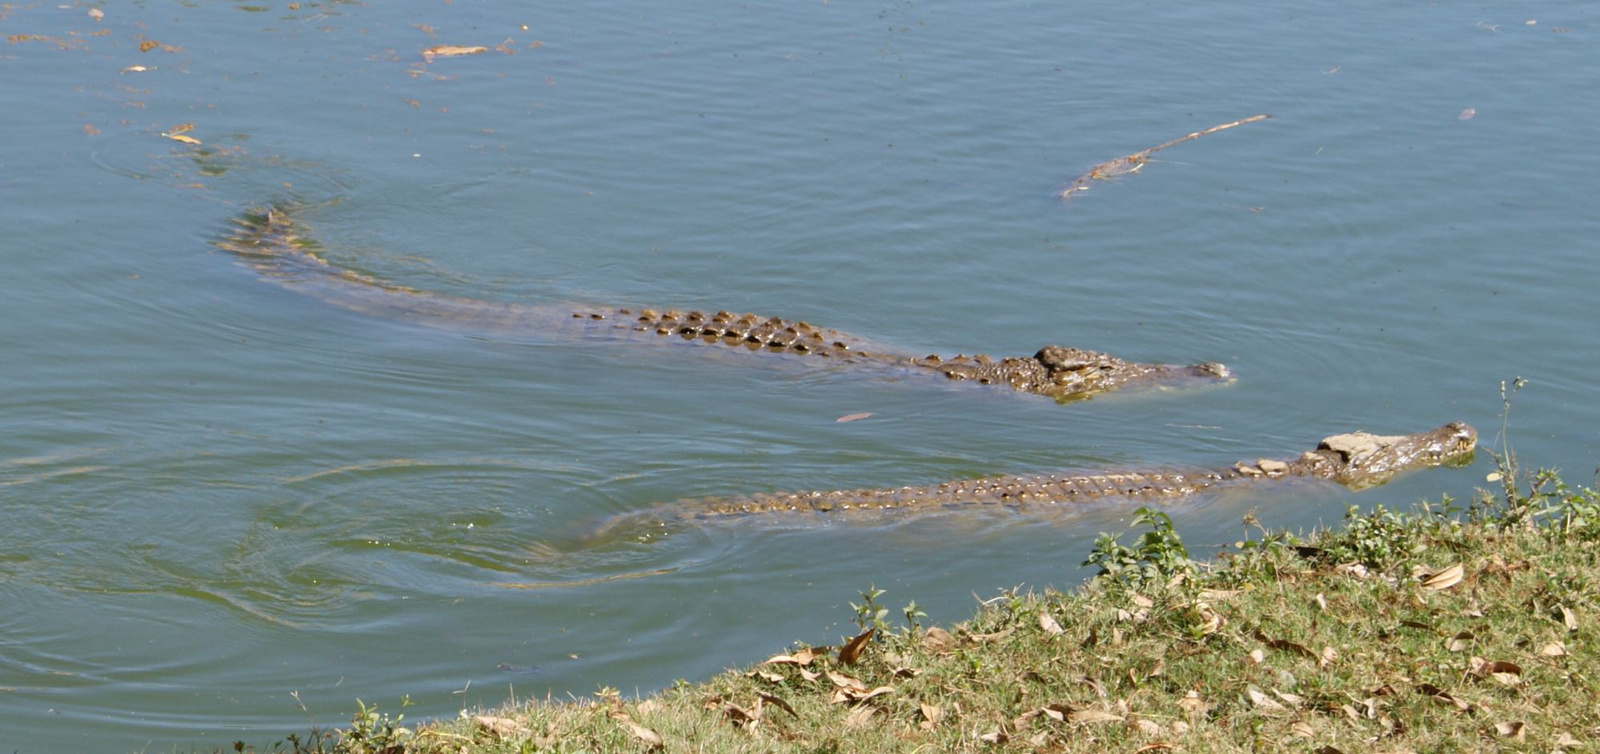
xmin=232 ymin=456 xmax=1598 ymax=753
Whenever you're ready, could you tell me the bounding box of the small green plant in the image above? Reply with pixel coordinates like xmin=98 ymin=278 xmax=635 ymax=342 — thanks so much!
xmin=341 ymin=697 xmax=413 ymax=754
xmin=1082 ymin=507 xmax=1196 ymax=587
xmin=849 ymin=584 xmax=890 ymax=634
xmin=901 ymin=599 xmax=927 ymax=635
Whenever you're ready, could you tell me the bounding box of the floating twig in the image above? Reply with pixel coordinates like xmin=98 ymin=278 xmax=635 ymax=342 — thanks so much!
xmin=1060 ymin=114 xmax=1272 ymax=199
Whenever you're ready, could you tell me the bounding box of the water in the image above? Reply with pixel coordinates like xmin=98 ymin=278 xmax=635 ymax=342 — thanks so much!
xmin=2 ymin=1 xmax=1597 ymax=749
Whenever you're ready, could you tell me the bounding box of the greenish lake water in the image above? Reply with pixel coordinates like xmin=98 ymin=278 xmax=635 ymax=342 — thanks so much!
xmin=2 ymin=1 xmax=1596 ymax=749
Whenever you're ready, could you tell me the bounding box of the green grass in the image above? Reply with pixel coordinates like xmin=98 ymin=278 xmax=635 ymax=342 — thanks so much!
xmin=227 ymin=454 xmax=1600 ymax=753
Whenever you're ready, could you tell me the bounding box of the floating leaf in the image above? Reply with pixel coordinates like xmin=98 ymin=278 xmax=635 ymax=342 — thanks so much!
xmin=835 ymin=412 xmax=872 ymax=423
xmin=164 ymin=133 xmax=201 ymax=145
xmin=1458 ymin=108 xmax=1478 ymax=121
xmin=422 ymin=44 xmax=488 ymax=61
xmin=139 ymin=39 xmax=158 ymax=52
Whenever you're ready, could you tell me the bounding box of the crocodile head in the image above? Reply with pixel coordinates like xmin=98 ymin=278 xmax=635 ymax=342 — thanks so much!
xmin=1033 ymin=345 xmax=1233 ymax=401
xmin=1300 ymin=421 xmax=1478 ymax=490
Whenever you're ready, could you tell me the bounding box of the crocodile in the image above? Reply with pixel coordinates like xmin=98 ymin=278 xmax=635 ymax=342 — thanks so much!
xmin=600 ymin=423 xmax=1476 ymax=534
xmin=216 ymin=206 xmax=1231 ymax=402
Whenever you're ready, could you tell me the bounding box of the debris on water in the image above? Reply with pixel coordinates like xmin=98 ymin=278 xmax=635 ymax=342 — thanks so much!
xmin=497 ymin=663 xmax=542 ymax=675
xmin=422 ymin=45 xmax=488 ymax=62
xmin=835 ymin=412 xmax=873 ymax=423
xmin=1458 ymin=108 xmax=1477 ymax=121
xmin=1061 ymin=114 xmax=1271 ymax=199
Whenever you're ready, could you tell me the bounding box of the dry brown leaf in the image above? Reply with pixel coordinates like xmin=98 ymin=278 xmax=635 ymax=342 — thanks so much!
xmin=1470 ymin=657 xmax=1524 ymax=684
xmin=1540 ymin=641 xmax=1568 ymax=657
xmin=1493 ymin=720 xmax=1526 ymax=739
xmin=1246 ymin=648 xmax=1266 ymax=665
xmin=139 ymin=39 xmax=158 ymax=52
xmin=798 ymin=668 xmax=820 ymax=682
xmin=835 ymin=412 xmax=872 ymax=423
xmin=826 ymin=671 xmax=867 ymax=692
xmin=1315 ymin=593 xmax=1328 ymax=611
xmin=1421 ymin=563 xmax=1465 ymax=590
xmin=422 ymin=44 xmax=487 ymax=61
xmin=1129 ymin=593 xmax=1155 ymax=608
xmin=1418 ymin=683 xmax=1471 ymax=712
xmin=844 ymin=705 xmax=877 ymax=729
xmin=1135 ymin=744 xmax=1176 ymax=753
xmin=164 ymin=133 xmax=201 ymax=145
xmin=838 ymin=628 xmax=873 ymax=665
xmin=757 ymin=691 xmax=798 ymax=718
xmin=1262 ymin=636 xmax=1317 ymax=660
xmin=1071 ymin=708 xmax=1124 ymax=724
xmin=765 ymin=646 xmax=827 ymax=666
xmin=966 ymin=626 xmax=1016 ymax=644
xmin=1038 ymin=610 xmax=1064 ymax=636
xmin=615 ymin=716 xmax=664 ymax=749
xmin=1319 ymin=646 xmax=1339 ymax=668
xmin=1135 ymin=718 xmax=1165 ymax=736
xmin=1559 ymin=604 xmax=1579 ymax=631
xmin=979 ymin=729 xmax=1008 ymax=744
xmin=921 ymin=627 xmax=955 ymax=653
xmin=473 ymin=715 xmax=531 ymax=738
xmin=1446 ymin=630 xmax=1474 ymax=652
xmin=722 ymin=702 xmax=759 ymax=727
xmin=1273 ymin=689 xmax=1305 ymax=708
xmin=636 ymin=699 xmax=661 ymax=714
xmin=1247 ymin=686 xmax=1286 ymax=712
xmin=1177 ymin=691 xmax=1207 ymax=719
xmin=1289 ymin=721 xmax=1315 ymax=738
xmin=1028 ymin=731 xmax=1050 ymax=747
xmin=919 ymin=702 xmax=942 ymax=725
xmin=745 ymin=669 xmax=784 ymax=683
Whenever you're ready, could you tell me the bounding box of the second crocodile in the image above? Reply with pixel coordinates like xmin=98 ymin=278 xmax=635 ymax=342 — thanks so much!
xmin=596 ymin=423 xmax=1477 ymax=536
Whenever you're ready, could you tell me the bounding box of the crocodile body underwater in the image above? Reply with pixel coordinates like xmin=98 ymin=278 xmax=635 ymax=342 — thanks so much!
xmin=216 ymin=206 xmax=1231 ymax=402
xmin=597 ymin=422 xmax=1477 ymax=535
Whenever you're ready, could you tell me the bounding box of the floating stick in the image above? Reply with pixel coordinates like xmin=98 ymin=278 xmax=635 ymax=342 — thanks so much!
xmin=1060 ymin=114 xmax=1272 ymax=198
